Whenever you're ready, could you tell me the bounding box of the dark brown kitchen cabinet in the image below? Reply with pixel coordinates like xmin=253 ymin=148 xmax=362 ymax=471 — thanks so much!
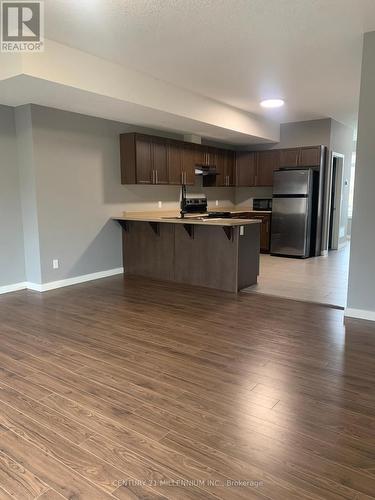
xmin=256 ymin=150 xmax=280 ymax=186
xmin=279 ymin=148 xmax=300 ymax=168
xmin=120 ymin=133 xmax=168 ymax=185
xmin=182 ymin=145 xmax=196 ymax=185
xmin=279 ymin=146 xmax=322 ymax=168
xmin=256 ymin=213 xmax=271 ymax=253
xmin=235 ymin=152 xmax=257 ymax=187
xmin=241 ymin=213 xmax=271 ymax=252
xmin=166 ymin=141 xmax=195 ymax=185
xmin=197 ymin=146 xmax=217 ymax=167
xmin=299 ymin=146 xmax=322 ymax=167
xmin=226 ymin=151 xmax=235 ymax=186
xmin=120 ymin=133 xmax=323 ymax=188
xmin=167 ymin=141 xmax=184 ymax=185
xmin=216 ymin=150 xmax=235 ymax=187
xmin=134 ymin=135 xmax=152 ymax=184
xmin=152 ymin=137 xmax=168 ymax=184
xmin=193 ymin=145 xmax=205 ymax=166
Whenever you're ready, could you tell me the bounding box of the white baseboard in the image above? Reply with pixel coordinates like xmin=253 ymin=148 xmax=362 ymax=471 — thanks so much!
xmin=345 ymin=307 xmax=375 ymax=322
xmin=0 ymin=282 xmax=27 ymax=295
xmin=0 ymin=268 xmax=124 ymax=295
xmin=27 ymin=267 xmax=124 ymax=292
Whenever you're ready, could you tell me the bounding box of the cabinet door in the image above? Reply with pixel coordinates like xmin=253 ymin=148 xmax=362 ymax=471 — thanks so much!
xmin=194 ymin=145 xmax=206 ymax=166
xmin=256 ymin=150 xmax=280 ymax=186
xmin=167 ymin=141 xmax=183 ymax=185
xmin=135 ymin=135 xmax=153 ymax=184
xmin=207 ymin=147 xmax=218 ymax=167
xmin=152 ymin=138 xmax=168 ymax=184
xmin=299 ymin=147 xmax=321 ymax=167
xmin=261 ymin=215 xmax=271 ymax=253
xmin=248 ymin=214 xmax=271 ymax=252
xmin=215 ymin=149 xmax=227 ymax=186
xmin=280 ymin=148 xmax=300 ymax=168
xmin=226 ymin=151 xmax=235 ymax=186
xmin=235 ymin=152 xmax=256 ymax=187
xmin=182 ymin=145 xmax=196 ymax=185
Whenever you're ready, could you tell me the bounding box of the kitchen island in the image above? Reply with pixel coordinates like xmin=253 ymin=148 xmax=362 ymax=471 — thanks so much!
xmin=113 ymin=212 xmax=261 ymax=292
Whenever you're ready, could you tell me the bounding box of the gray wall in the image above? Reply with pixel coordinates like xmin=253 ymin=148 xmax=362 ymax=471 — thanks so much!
xmin=347 ymin=31 xmax=375 ymax=313
xmin=250 ymin=119 xmax=332 ymax=150
xmin=28 ymin=105 xmax=236 ymax=284
xmin=0 ymin=105 xmax=25 ymax=287
xmin=15 ymin=105 xmax=42 ymax=284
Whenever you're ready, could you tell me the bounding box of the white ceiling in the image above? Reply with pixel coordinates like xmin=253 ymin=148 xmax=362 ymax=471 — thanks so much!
xmin=44 ymin=0 xmax=375 ymax=129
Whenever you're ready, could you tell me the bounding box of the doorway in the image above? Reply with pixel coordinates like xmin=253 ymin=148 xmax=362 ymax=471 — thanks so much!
xmin=328 ymin=155 xmax=344 ymax=250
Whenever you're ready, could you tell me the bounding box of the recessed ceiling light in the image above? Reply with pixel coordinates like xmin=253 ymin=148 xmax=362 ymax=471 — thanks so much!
xmin=260 ymin=99 xmax=285 ymax=108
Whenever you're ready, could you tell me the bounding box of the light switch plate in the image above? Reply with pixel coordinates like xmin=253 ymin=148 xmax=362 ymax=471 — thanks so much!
xmin=52 ymin=259 xmax=59 ymax=269
xmin=240 ymin=226 xmax=245 ymax=236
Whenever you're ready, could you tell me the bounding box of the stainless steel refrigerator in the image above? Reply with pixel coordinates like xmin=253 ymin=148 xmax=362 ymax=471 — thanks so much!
xmin=271 ymin=169 xmax=317 ymax=258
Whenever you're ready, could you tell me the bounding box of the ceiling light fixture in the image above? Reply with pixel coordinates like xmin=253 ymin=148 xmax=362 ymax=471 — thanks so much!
xmin=260 ymin=99 xmax=285 ymax=109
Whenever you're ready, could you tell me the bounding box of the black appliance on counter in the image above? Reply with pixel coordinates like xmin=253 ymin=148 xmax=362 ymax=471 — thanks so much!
xmin=253 ymin=198 xmax=272 ymax=211
xmin=180 ymin=184 xmax=208 ymax=218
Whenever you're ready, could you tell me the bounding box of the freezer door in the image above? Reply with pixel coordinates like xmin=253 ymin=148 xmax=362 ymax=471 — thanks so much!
xmin=273 ymin=169 xmax=311 ymax=196
xmin=271 ymin=197 xmax=311 ymax=257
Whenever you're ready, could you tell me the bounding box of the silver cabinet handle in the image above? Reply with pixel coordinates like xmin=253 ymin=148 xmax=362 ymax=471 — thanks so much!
xmin=155 ymin=170 xmax=158 ymax=184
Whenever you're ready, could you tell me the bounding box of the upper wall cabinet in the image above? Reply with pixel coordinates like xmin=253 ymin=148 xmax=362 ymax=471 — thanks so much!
xmin=120 ymin=132 xmax=324 ymax=187
xmin=235 ymin=150 xmax=279 ymax=187
xmin=166 ymin=141 xmax=196 ymax=186
xmin=299 ymin=146 xmax=322 ymax=167
xmin=120 ymin=133 xmax=169 ymax=185
xmin=235 ymin=152 xmax=257 ymax=187
xmin=216 ymin=150 xmax=235 ymax=187
xmin=280 ymin=146 xmax=323 ymax=168
xmin=279 ymin=148 xmax=300 ymax=168
xmin=166 ymin=140 xmax=184 ymax=185
xmin=256 ymin=150 xmax=280 ymax=186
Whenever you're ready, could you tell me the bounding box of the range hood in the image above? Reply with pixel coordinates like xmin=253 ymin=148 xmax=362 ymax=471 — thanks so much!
xmin=195 ymin=166 xmax=218 ymax=176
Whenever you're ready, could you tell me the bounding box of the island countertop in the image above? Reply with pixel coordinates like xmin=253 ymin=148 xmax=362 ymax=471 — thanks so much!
xmin=113 ymin=211 xmax=262 ymax=227
xmin=115 ymin=210 xmax=261 ymax=292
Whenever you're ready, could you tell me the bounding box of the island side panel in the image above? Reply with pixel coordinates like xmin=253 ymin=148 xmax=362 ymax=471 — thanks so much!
xmin=237 ymin=222 xmax=260 ymax=290
xmin=123 ymin=221 xmax=175 ymax=281
xmin=174 ymin=224 xmax=238 ymax=292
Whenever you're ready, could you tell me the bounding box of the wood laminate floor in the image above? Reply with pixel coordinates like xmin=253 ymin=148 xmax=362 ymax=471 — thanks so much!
xmin=0 ymin=275 xmax=375 ymax=499
xmin=245 ymin=244 xmax=350 ymax=308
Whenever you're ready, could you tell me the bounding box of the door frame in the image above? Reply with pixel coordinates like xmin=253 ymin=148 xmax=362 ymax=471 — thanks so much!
xmin=322 ymin=151 xmax=344 ymax=253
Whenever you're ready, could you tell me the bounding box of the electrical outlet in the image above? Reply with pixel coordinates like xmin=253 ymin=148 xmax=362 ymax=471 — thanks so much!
xmin=215 ymin=200 xmax=219 ymax=206
xmin=52 ymin=259 xmax=59 ymax=269
xmin=158 ymin=201 xmax=162 ymax=208
xmin=240 ymin=226 xmax=245 ymax=236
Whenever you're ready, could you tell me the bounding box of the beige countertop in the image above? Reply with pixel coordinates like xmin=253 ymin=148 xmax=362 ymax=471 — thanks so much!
xmin=113 ymin=211 xmax=261 ymax=227
xmin=216 ymin=207 xmax=272 ymax=214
